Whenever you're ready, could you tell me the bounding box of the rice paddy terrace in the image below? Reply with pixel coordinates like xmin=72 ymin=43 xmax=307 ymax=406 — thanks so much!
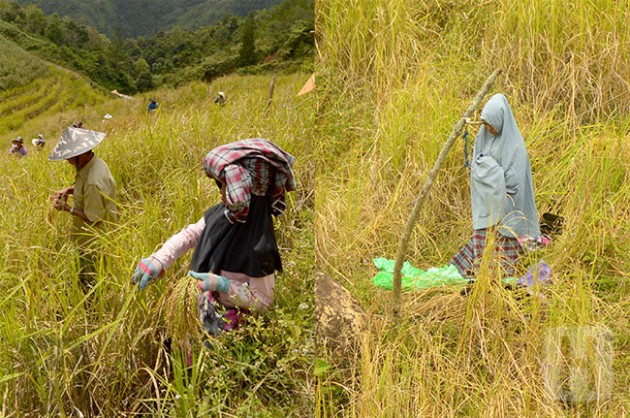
xmin=0 ymin=63 xmax=109 ymax=139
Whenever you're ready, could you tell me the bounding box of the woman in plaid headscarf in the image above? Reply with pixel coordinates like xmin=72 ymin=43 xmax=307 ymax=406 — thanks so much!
xmin=133 ymin=138 xmax=296 ymax=336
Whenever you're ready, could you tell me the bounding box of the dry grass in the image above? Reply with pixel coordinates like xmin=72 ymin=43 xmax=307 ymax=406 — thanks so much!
xmin=315 ymin=0 xmax=630 ymax=416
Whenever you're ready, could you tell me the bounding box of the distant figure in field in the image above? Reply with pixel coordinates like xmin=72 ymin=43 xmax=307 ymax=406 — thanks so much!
xmin=32 ymin=134 xmax=46 ymax=149
xmin=132 ymin=139 xmax=296 ymax=338
xmin=49 ymin=127 xmax=118 ymax=291
xmin=213 ymin=92 xmax=226 ymax=106
xmin=8 ymin=137 xmax=27 ymax=157
xmin=449 ymin=94 xmax=541 ymax=280
xmin=148 ymin=98 xmax=159 ymax=112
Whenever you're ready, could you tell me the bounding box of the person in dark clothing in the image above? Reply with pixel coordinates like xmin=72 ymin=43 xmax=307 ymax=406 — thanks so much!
xmin=8 ymin=137 xmax=27 ymax=157
xmin=213 ymin=92 xmax=226 ymax=105
xmin=132 ymin=138 xmax=296 ymax=336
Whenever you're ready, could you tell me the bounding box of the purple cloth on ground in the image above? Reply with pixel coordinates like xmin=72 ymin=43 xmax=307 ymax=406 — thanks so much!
xmin=517 ymin=260 xmax=552 ymax=287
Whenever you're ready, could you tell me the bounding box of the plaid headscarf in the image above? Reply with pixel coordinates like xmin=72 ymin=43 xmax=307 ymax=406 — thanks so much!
xmin=203 ymin=139 xmax=296 ymax=223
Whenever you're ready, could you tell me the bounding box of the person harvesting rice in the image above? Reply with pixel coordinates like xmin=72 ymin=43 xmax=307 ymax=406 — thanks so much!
xmin=49 ymin=127 xmax=118 ymax=291
xmin=132 ymin=138 xmax=296 ymax=336
xmin=450 ymin=94 xmax=541 ymax=279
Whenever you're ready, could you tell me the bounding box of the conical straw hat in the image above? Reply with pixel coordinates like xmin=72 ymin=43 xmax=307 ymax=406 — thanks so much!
xmin=48 ymin=127 xmax=106 ymax=161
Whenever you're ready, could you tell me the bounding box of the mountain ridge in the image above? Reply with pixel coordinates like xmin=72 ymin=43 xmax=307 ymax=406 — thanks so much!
xmin=15 ymin=0 xmax=284 ymax=37
xmin=2 ymin=0 xmax=314 ymax=95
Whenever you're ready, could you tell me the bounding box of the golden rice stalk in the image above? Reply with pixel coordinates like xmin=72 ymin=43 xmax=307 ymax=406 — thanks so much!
xmin=161 ymin=276 xmax=204 ymax=345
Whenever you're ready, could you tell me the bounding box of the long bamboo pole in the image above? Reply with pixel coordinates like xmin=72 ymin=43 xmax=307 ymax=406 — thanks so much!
xmin=391 ymin=68 xmax=502 ymax=317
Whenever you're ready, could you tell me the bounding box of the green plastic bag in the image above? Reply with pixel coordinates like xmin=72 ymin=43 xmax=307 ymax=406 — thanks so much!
xmin=372 ymin=258 xmax=468 ymax=290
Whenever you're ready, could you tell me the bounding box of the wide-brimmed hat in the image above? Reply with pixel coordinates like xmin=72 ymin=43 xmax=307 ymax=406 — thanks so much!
xmin=12 ymin=136 xmax=23 ymax=144
xmin=32 ymin=136 xmax=46 ymax=146
xmin=48 ymin=127 xmax=106 ymax=161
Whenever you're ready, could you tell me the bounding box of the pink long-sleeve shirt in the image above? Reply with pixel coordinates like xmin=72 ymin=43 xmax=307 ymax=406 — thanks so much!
xmin=149 ymin=217 xmax=275 ymax=311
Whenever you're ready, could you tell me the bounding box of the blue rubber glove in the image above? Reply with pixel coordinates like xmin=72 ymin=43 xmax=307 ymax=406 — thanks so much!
xmin=188 ymin=271 xmax=230 ymax=293
xmin=133 ymin=258 xmax=163 ymax=290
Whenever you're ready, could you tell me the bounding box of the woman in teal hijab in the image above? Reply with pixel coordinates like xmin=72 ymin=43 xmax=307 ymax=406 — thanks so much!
xmin=450 ymin=93 xmax=540 ymax=279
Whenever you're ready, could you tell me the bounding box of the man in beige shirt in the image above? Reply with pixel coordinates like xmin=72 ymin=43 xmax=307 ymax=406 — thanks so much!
xmin=49 ymin=126 xmax=117 ymax=290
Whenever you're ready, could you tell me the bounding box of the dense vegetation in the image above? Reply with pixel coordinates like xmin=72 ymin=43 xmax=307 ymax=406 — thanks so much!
xmin=316 ymin=0 xmax=629 ymax=416
xmin=1 ymin=0 xmax=314 ymax=94
xmin=14 ymin=0 xmax=283 ymax=37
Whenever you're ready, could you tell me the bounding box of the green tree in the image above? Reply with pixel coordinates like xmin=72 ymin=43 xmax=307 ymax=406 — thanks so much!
xmin=63 ymin=18 xmax=89 ymax=49
xmin=134 ymin=57 xmax=154 ymax=91
xmin=23 ymin=5 xmax=47 ymax=36
xmin=135 ymin=70 xmax=154 ymax=91
xmin=238 ymin=12 xmax=257 ymax=67
xmin=134 ymin=56 xmax=150 ymax=74
xmin=44 ymin=13 xmax=65 ymax=45
xmin=0 ymin=0 xmax=20 ymax=23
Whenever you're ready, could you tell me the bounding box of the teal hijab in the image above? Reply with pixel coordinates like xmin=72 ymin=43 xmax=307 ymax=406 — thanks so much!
xmin=470 ymin=94 xmax=540 ymax=238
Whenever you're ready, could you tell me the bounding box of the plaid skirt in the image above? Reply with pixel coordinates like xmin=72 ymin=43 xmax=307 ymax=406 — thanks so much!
xmin=450 ymin=229 xmax=522 ymax=279
xmin=198 ymin=291 xmax=248 ymax=337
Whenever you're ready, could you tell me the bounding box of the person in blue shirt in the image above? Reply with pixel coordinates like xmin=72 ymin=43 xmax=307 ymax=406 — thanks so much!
xmin=148 ymin=98 xmax=159 ymax=112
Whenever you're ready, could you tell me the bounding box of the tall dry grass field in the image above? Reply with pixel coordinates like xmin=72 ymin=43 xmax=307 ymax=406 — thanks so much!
xmin=1 ymin=73 xmax=316 ymax=416
xmin=316 ymin=0 xmax=629 ymax=416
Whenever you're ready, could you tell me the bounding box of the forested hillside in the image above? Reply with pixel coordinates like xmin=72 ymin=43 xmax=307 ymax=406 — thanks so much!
xmin=14 ymin=0 xmax=284 ymax=37
xmin=0 ymin=0 xmax=313 ymax=94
